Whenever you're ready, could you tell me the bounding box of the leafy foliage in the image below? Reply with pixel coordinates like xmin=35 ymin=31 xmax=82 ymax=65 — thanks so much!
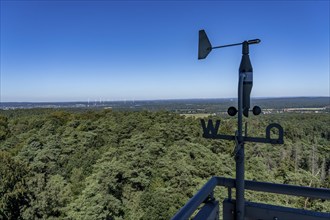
xmin=0 ymin=109 xmax=329 ymax=219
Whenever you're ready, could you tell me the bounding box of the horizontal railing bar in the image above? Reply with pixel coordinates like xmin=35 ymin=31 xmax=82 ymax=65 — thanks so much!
xmin=244 ymin=179 xmax=330 ymax=200
xmin=213 ymin=177 xmax=330 ymax=200
xmin=172 ymin=177 xmax=330 ymax=220
xmin=171 ymin=177 xmax=218 ymax=220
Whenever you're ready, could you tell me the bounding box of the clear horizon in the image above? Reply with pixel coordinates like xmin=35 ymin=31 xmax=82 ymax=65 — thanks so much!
xmin=1 ymin=96 xmax=329 ymax=103
xmin=1 ymin=1 xmax=329 ymax=102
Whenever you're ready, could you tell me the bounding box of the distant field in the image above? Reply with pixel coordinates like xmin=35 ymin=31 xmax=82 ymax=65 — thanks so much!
xmin=180 ymin=113 xmax=213 ymax=118
xmin=1 ymin=97 xmax=329 ymax=114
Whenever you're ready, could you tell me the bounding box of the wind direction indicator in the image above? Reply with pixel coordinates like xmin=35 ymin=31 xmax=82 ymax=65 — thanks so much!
xmin=198 ymin=29 xmax=283 ymax=220
xmin=172 ymin=29 xmax=330 ymax=220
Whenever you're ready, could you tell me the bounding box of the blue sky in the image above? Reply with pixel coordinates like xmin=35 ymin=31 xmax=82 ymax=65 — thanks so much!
xmin=1 ymin=0 xmax=329 ymax=102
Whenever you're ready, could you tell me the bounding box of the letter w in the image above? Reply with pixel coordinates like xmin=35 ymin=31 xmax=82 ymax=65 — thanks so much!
xmin=201 ymin=119 xmax=220 ymax=136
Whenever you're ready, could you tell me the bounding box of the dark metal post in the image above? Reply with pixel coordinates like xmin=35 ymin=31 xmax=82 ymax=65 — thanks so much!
xmin=235 ymin=40 xmax=252 ymax=220
xmin=198 ymin=31 xmax=262 ymax=220
xmin=236 ymin=73 xmax=245 ymax=220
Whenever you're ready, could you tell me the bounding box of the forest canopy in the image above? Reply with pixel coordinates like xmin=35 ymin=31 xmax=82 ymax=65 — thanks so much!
xmin=0 ymin=109 xmax=329 ymax=219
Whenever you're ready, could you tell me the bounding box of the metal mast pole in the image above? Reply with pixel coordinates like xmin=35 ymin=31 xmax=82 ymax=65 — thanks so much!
xmin=236 ymin=73 xmax=245 ymax=220
xmin=235 ymin=40 xmax=251 ymax=220
xmin=198 ymin=30 xmax=261 ymax=220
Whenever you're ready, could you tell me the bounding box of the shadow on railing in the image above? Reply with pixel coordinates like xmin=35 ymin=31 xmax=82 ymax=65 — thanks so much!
xmin=171 ymin=176 xmax=330 ymax=220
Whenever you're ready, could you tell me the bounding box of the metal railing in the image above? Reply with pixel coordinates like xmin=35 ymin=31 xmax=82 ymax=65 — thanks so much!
xmin=171 ymin=176 xmax=330 ymax=220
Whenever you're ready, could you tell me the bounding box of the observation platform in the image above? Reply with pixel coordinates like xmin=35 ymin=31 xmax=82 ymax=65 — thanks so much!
xmin=172 ymin=176 xmax=330 ymax=220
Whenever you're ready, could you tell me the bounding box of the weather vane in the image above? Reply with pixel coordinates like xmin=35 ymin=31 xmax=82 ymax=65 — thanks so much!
xmin=172 ymin=30 xmax=329 ymax=220
xmin=198 ymin=30 xmax=284 ymax=220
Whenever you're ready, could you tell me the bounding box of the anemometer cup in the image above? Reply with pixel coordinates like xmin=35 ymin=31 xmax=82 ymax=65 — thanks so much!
xmin=228 ymin=106 xmax=238 ymax=116
xmin=252 ymin=106 xmax=262 ymax=115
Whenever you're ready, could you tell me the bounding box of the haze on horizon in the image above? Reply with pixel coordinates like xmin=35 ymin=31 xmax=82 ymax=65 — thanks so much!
xmin=1 ymin=1 xmax=329 ymax=102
